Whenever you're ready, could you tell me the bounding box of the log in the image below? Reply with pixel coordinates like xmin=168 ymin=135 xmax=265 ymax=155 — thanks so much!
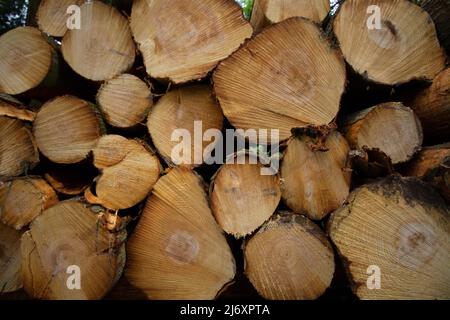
xmin=97 ymin=74 xmax=153 ymax=129
xmin=21 ymin=199 xmax=127 ymax=300
xmin=341 ymin=102 xmax=423 ymax=164
xmin=210 ymin=152 xmax=281 ymax=238
xmin=0 ymin=110 xmax=39 ymax=178
xmin=421 ymin=0 xmax=450 ymax=55
xmin=0 ymin=223 xmax=23 ymax=293
xmin=280 ymin=130 xmax=351 ymax=220
xmin=126 ymin=167 xmax=235 ymax=300
xmin=147 ymin=85 xmax=224 ymax=167
xmin=404 ymin=143 xmax=449 ymax=202
xmin=244 ymin=211 xmax=335 ymax=300
xmin=0 ymin=177 xmax=58 ymax=230
xmin=61 ymin=1 xmax=135 ymax=81
xmin=250 ymin=0 xmax=330 ymax=32
xmin=213 ymin=17 xmax=346 ymax=142
xmin=37 ymin=0 xmax=83 ymax=37
xmin=33 ymin=95 xmax=102 ymax=164
xmin=328 ymin=176 xmax=450 ymax=299
xmin=405 ymin=68 xmax=450 ymax=143
xmin=333 ymin=0 xmax=446 ymax=85
xmin=87 ymin=135 xmax=161 ymax=210
xmin=130 ymin=0 xmax=252 ymax=84
xmin=0 ymin=27 xmax=53 ymax=95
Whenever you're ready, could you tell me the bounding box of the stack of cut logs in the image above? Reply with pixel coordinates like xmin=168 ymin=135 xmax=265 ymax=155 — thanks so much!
xmin=0 ymin=0 xmax=449 ymax=300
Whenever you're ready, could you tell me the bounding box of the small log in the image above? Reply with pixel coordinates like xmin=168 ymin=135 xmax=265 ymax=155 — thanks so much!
xmin=126 ymin=167 xmax=236 ymax=300
xmin=21 ymin=199 xmax=126 ymax=300
xmin=341 ymin=102 xmax=423 ymax=164
xmin=147 ymin=85 xmax=224 ymax=167
xmin=406 ymin=68 xmax=450 ymax=143
xmin=404 ymin=143 xmax=449 ymax=202
xmin=0 ymin=99 xmax=36 ymax=121
xmin=37 ymin=0 xmax=83 ymax=37
xmin=0 ymin=177 xmax=58 ymax=230
xmin=328 ymin=176 xmax=450 ymax=299
xmin=97 ymin=74 xmax=152 ymax=129
xmin=334 ymin=0 xmax=446 ymax=85
xmin=214 ymin=17 xmax=346 ymax=142
xmin=280 ymin=130 xmax=351 ymax=220
xmin=130 ymin=0 xmax=252 ymax=83
xmin=210 ymin=152 xmax=281 ymax=238
xmin=250 ymin=0 xmax=330 ymax=32
xmin=87 ymin=135 xmax=161 ymax=210
xmin=0 ymin=27 xmax=53 ymax=95
xmin=0 ymin=223 xmax=23 ymax=293
xmin=244 ymin=211 xmax=335 ymax=300
xmin=33 ymin=95 xmax=102 ymax=164
xmin=61 ymin=1 xmax=135 ymax=81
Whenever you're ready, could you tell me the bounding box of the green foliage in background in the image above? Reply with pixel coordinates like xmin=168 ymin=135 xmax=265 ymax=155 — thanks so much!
xmin=235 ymin=0 xmax=254 ymax=20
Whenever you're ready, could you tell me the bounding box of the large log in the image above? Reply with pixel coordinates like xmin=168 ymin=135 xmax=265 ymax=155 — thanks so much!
xmin=214 ymin=17 xmax=346 ymax=142
xmin=126 ymin=167 xmax=235 ymax=300
xmin=250 ymin=0 xmax=330 ymax=32
xmin=421 ymin=0 xmax=450 ymax=55
xmin=61 ymin=1 xmax=135 ymax=81
xmin=21 ymin=199 xmax=126 ymax=300
xmin=244 ymin=211 xmax=335 ymax=300
xmin=328 ymin=176 xmax=450 ymax=299
xmin=130 ymin=0 xmax=252 ymax=84
xmin=334 ymin=0 xmax=446 ymax=85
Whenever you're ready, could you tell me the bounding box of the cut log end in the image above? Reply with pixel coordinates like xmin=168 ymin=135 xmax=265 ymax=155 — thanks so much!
xmin=0 ymin=177 xmax=58 ymax=230
xmin=130 ymin=0 xmax=252 ymax=83
xmin=21 ymin=200 xmax=126 ymax=300
xmin=334 ymin=0 xmax=446 ymax=85
xmin=33 ymin=95 xmax=101 ymax=164
xmin=0 ymin=115 xmax=39 ymax=178
xmin=244 ymin=211 xmax=335 ymax=300
xmin=147 ymin=85 xmax=223 ymax=167
xmin=97 ymin=74 xmax=152 ymax=128
xmin=210 ymin=153 xmax=281 ymax=238
xmin=214 ymin=17 xmax=345 ymax=142
xmin=61 ymin=1 xmax=135 ymax=81
xmin=342 ymin=102 xmax=423 ymax=164
xmin=126 ymin=167 xmax=235 ymax=300
xmin=37 ymin=0 xmax=83 ymax=37
xmin=281 ymin=130 xmax=351 ymax=220
xmin=328 ymin=176 xmax=450 ymax=300
xmin=0 ymin=27 xmax=53 ymax=95
xmin=89 ymin=135 xmax=161 ymax=210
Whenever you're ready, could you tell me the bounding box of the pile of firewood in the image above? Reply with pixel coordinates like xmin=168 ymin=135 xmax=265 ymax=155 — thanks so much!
xmin=0 ymin=0 xmax=449 ymax=300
